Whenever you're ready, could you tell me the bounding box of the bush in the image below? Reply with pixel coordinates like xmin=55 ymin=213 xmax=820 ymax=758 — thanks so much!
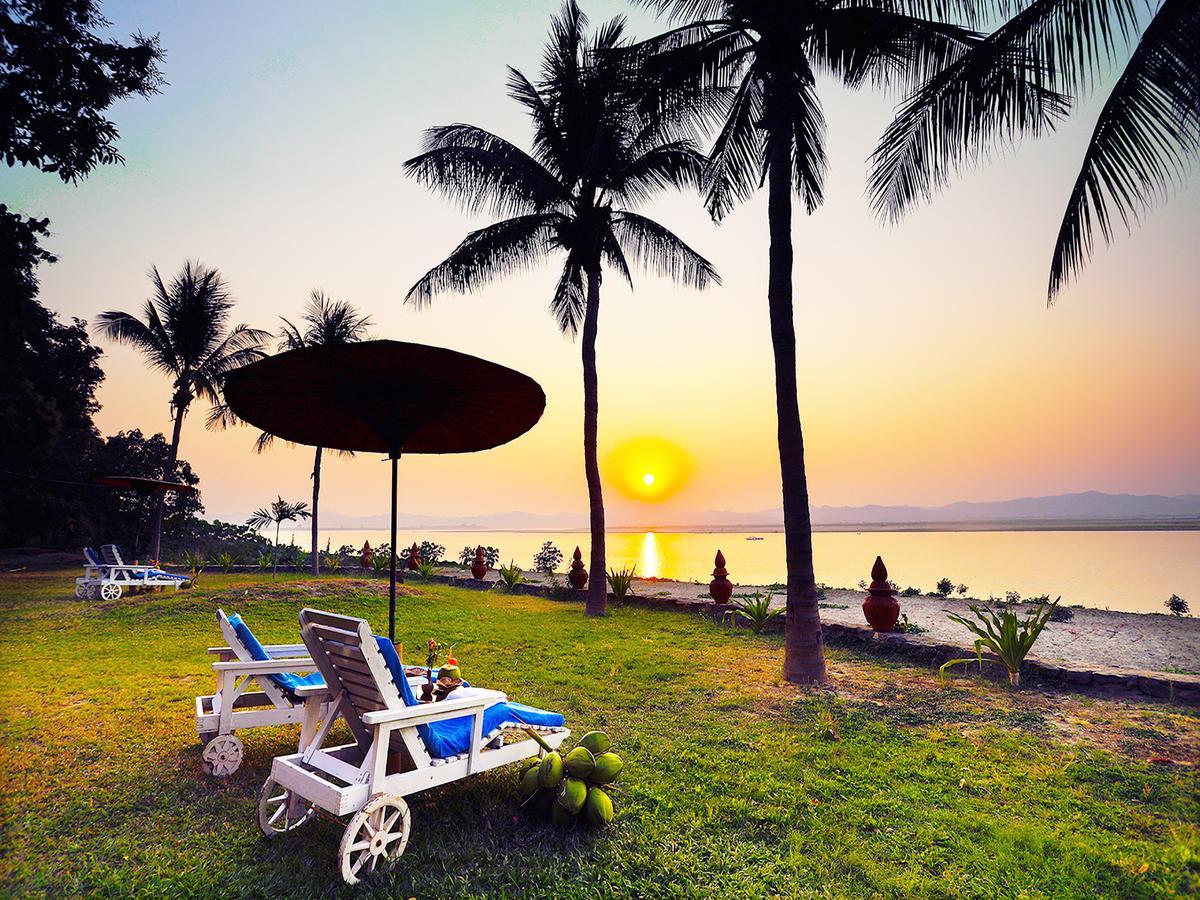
xmin=497 ymin=561 xmax=524 ymax=590
xmin=533 ymin=541 xmax=563 ymax=574
xmin=941 ymin=597 xmax=1059 ymax=689
xmin=214 ymin=551 xmax=237 ymax=573
xmin=419 ymin=541 xmax=445 ymax=565
xmin=899 ymin=586 xmax=922 ymax=597
xmin=1165 ymin=594 xmax=1190 ymax=616
xmin=724 ymin=591 xmax=782 ymax=634
xmin=607 ymin=565 xmax=636 ymax=602
xmin=935 ymin=577 xmax=954 ymax=596
xmin=460 ymin=545 xmax=501 ymax=567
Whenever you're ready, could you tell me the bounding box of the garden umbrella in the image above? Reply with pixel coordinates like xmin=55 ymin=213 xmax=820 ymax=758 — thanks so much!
xmin=222 ymin=340 xmax=545 ymax=639
xmin=94 ymin=475 xmax=198 ymax=560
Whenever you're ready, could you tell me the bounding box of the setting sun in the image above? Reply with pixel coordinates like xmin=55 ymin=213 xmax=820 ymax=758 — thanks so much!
xmin=642 ymin=473 xmax=655 ymax=486
xmin=607 ymin=437 xmax=692 ymax=504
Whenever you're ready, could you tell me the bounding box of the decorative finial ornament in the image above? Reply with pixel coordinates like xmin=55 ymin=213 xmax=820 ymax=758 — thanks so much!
xmin=406 ymin=542 xmax=422 ymax=571
xmin=568 ymin=545 xmax=588 ymax=589
xmin=709 ymin=549 xmax=733 ymax=603
xmin=862 ymin=555 xmax=900 ymax=631
xmin=470 ymin=545 xmax=488 ymax=580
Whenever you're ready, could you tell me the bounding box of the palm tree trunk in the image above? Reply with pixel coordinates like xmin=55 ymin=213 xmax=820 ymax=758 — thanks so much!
xmin=273 ymin=521 xmax=280 ymax=577
xmin=150 ymin=402 xmax=187 ymax=563
xmin=311 ymin=446 xmax=322 ymax=576
xmin=767 ymin=133 xmax=826 ymax=685
xmin=582 ymin=267 xmax=607 ymax=617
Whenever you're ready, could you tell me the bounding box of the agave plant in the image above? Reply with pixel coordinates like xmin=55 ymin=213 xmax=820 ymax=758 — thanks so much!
xmin=321 ymin=552 xmax=342 ymax=573
xmin=181 ymin=549 xmax=205 ymax=587
xmin=255 ymin=553 xmax=272 ymax=571
xmin=414 ymin=560 xmax=437 ymax=581
xmin=497 ymin=561 xmax=525 ymax=591
xmin=940 ymin=598 xmax=1060 ymax=689
xmin=606 ymin=566 xmax=637 ymax=603
xmin=213 ymin=551 xmax=237 ymax=574
xmin=724 ymin=592 xmax=783 ymax=635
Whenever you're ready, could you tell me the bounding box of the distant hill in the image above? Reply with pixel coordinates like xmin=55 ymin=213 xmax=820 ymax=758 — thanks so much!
xmin=318 ymin=491 xmax=1200 ymax=531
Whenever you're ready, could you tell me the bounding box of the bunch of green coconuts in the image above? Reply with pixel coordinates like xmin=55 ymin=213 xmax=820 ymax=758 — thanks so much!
xmin=519 ymin=730 xmax=623 ymax=827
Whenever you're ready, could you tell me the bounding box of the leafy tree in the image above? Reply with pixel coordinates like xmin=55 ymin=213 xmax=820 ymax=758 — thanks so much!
xmin=406 ymin=1 xmax=718 ymax=617
xmin=533 ymin=541 xmax=564 ymax=574
xmin=213 ymin=290 xmax=371 ymax=574
xmin=936 ymin=577 xmax=955 ymax=597
xmin=246 ymin=497 xmax=311 ymax=576
xmin=633 ymin=0 xmax=982 ymax=683
xmin=869 ymin=0 xmax=1200 ymax=298
xmin=95 ymin=262 xmax=269 ymax=561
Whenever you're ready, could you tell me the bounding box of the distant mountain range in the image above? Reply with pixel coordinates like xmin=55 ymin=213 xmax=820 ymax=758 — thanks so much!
xmin=317 ymin=491 xmax=1200 ymax=531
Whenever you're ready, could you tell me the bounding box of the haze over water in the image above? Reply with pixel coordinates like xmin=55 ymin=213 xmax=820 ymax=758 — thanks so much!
xmin=279 ymin=528 xmax=1198 ymax=614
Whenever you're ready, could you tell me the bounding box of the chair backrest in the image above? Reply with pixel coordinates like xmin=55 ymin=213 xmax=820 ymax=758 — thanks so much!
xmin=100 ymin=544 xmax=124 ymax=566
xmin=83 ymin=547 xmax=104 ymax=567
xmin=298 ymin=608 xmax=406 ymax=749
xmin=215 ymin=609 xmax=292 ymax=708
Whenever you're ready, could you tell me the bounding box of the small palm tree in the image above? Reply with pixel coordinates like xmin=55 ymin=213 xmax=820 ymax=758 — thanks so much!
xmin=215 ymin=291 xmax=371 ymax=575
xmin=405 ymin=1 xmax=719 ymax=617
xmin=869 ymin=0 xmax=1199 ymax=298
xmin=95 ymin=262 xmax=268 ymax=561
xmin=632 ymin=0 xmax=981 ymax=683
xmin=246 ymin=497 xmax=311 ymax=576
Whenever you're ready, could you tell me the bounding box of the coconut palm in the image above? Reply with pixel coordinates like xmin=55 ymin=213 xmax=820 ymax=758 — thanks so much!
xmin=95 ymin=262 xmax=269 ymax=562
xmin=632 ymin=0 xmax=986 ymax=683
xmin=404 ymin=1 xmax=719 ymax=616
xmin=247 ymin=496 xmax=311 ymax=576
xmin=229 ymin=291 xmax=371 ymax=575
xmin=869 ymin=0 xmax=1200 ymax=298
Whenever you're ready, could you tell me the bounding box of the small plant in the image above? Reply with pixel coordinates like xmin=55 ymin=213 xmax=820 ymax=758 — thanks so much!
xmin=497 ymin=561 xmax=525 ymax=590
xmin=857 ymin=579 xmax=868 ymax=591
xmin=371 ymin=551 xmax=390 ymax=575
xmin=935 ymin=577 xmax=954 ymax=597
xmin=940 ymin=597 xmax=1060 ymax=689
xmin=255 ymin=553 xmax=272 ymax=571
xmin=606 ymin=565 xmax=636 ymax=602
xmin=414 ymin=559 xmax=437 ymax=581
xmin=956 ymin=584 xmax=969 ymax=596
xmin=895 ymin=613 xmax=927 ymax=634
xmin=419 ymin=541 xmax=445 ymax=565
xmin=533 ymin=541 xmax=563 ymax=574
xmin=181 ymin=549 xmax=205 ymax=587
xmin=482 ymin=546 xmax=501 ymax=567
xmin=322 ymin=552 xmax=342 ymax=573
xmin=724 ymin=591 xmax=782 ymax=634
xmin=214 ymin=551 xmax=237 ymax=573
xmin=293 ymin=551 xmax=310 ymax=572
xmin=899 ymin=586 xmax=921 ymax=597
xmin=1004 ymin=590 xmax=1022 ymax=605
xmin=1165 ymin=594 xmax=1190 ymax=616
xmin=458 ymin=546 xmax=475 ymax=566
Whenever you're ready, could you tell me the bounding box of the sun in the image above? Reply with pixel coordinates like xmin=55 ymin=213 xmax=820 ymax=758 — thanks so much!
xmin=642 ymin=473 xmax=655 ymax=487
xmin=606 ymin=437 xmax=691 ymax=503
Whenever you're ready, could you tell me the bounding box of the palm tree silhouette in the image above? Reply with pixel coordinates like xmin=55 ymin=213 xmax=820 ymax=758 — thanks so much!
xmin=247 ymin=496 xmax=311 ymax=577
xmin=404 ymin=0 xmax=719 ymax=616
xmin=261 ymin=291 xmax=371 ymax=575
xmin=633 ymin=0 xmax=979 ymax=682
xmin=95 ymin=262 xmax=268 ymax=562
xmin=869 ymin=0 xmax=1199 ymax=298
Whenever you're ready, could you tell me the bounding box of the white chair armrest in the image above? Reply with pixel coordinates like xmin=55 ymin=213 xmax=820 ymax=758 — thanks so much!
xmin=212 ymin=658 xmax=317 ymax=675
xmin=361 ymin=688 xmax=507 ymax=726
xmin=264 ymin=644 xmax=309 ymax=657
xmin=294 ymin=684 xmax=329 ymax=699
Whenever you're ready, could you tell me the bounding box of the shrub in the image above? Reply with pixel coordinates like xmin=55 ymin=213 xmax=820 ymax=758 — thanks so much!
xmin=293 ymin=551 xmax=310 ymax=572
xmin=1165 ymin=594 xmax=1190 ymax=616
xmin=533 ymin=541 xmax=563 ymax=574
xmin=895 ymin=613 xmax=927 ymax=634
xmin=214 ymin=551 xmax=237 ymax=573
xmin=497 ymin=561 xmax=524 ymax=590
xmin=935 ymin=577 xmax=954 ymax=596
xmin=956 ymin=584 xmax=969 ymax=596
xmin=419 ymin=541 xmax=445 ymax=565
xmin=371 ymin=549 xmax=390 ymax=576
xmin=322 ymin=552 xmax=342 ymax=573
xmin=606 ymin=565 xmax=636 ymax=602
xmin=458 ymin=546 xmax=475 ymax=566
xmin=940 ymin=597 xmax=1059 ymax=688
xmin=181 ymin=549 xmax=205 ymax=586
xmin=256 ymin=553 xmax=272 ymax=571
xmin=899 ymin=586 xmax=922 ymax=597
xmin=724 ymin=591 xmax=782 ymax=634
xmin=414 ymin=559 xmax=436 ymax=581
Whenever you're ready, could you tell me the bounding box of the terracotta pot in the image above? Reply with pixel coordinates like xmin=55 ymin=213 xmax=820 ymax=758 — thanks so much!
xmin=470 ymin=546 xmax=488 ymax=580
xmin=709 ymin=550 xmax=733 ymax=604
xmin=568 ymin=546 xmax=588 ymax=589
xmin=406 ymin=542 xmax=421 ymax=571
xmin=862 ymin=555 xmax=900 ymax=632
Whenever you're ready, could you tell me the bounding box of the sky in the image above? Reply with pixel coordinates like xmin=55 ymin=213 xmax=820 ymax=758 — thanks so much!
xmin=7 ymin=0 xmax=1200 ymax=525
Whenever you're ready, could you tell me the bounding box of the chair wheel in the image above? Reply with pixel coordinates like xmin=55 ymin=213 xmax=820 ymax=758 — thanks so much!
xmin=201 ymin=734 xmax=244 ymax=777
xmin=339 ymin=794 xmax=411 ymax=885
xmin=99 ymin=583 xmax=122 ymax=601
xmin=257 ymin=776 xmax=316 ymax=837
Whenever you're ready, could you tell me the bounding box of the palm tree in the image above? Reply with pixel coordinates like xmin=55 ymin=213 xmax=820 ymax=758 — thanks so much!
xmin=239 ymin=291 xmax=371 ymax=576
xmin=868 ymin=0 xmax=1199 ymax=298
xmin=404 ymin=1 xmax=719 ymax=616
xmin=247 ymin=496 xmax=311 ymax=576
xmin=632 ymin=1 xmax=983 ymax=683
xmin=95 ymin=262 xmax=269 ymax=562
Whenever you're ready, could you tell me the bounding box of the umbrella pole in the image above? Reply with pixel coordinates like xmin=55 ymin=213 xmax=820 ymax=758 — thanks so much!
xmin=389 ymin=454 xmax=398 ymax=641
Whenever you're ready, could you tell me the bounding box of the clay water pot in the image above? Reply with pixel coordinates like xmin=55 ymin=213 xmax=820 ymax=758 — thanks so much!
xmin=470 ymin=546 xmax=488 ymax=580
xmin=709 ymin=550 xmax=733 ymax=604
xmin=568 ymin=546 xmax=588 ymax=589
xmin=862 ymin=555 xmax=900 ymax=632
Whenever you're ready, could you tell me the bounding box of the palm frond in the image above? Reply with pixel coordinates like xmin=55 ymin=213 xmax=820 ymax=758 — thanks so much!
xmin=704 ymin=67 xmax=765 ymax=220
xmin=405 ymin=214 xmax=562 ymax=306
xmin=606 ymin=140 xmax=708 ymax=206
xmin=549 ymin=260 xmax=586 ymax=336
xmin=93 ymin=310 xmax=177 ymax=375
xmin=612 ymin=211 xmax=720 ymax=290
xmin=1049 ymin=0 xmax=1200 ymax=298
xmin=781 ymin=65 xmax=828 ymax=215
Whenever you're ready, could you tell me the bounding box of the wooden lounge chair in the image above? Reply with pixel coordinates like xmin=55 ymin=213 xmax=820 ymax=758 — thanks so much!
xmin=195 ymin=609 xmax=330 ymax=777
xmin=73 ymin=544 xmax=190 ymax=600
xmin=256 ymin=608 xmax=569 ymax=885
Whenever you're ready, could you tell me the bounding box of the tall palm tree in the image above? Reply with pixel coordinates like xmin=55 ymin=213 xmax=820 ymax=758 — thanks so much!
xmin=95 ymin=262 xmax=269 ymax=562
xmin=868 ymin=0 xmax=1199 ymax=298
xmin=404 ymin=0 xmax=719 ymax=616
xmin=262 ymin=291 xmax=371 ymax=575
xmin=632 ymin=1 xmax=986 ymax=683
xmin=247 ymin=496 xmax=311 ymax=577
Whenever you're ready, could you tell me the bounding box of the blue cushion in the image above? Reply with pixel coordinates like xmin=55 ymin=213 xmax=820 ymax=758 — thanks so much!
xmin=227 ymin=613 xmax=325 ymax=698
xmin=373 ymin=636 xmax=564 ymax=759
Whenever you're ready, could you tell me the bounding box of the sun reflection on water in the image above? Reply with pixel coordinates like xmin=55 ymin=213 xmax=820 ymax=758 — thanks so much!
xmin=639 ymin=531 xmax=659 ymax=578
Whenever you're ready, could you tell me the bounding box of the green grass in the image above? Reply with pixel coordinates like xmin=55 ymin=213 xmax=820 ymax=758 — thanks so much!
xmin=1 ymin=568 xmax=1197 ymax=897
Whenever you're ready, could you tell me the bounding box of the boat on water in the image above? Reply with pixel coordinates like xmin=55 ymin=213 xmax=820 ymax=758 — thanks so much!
xmin=746 ymin=536 xmax=763 ymax=541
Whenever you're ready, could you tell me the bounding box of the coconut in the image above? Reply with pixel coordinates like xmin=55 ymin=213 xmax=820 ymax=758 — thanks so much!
xmin=551 ymin=801 xmax=576 ymax=826
xmin=577 ymin=730 xmax=610 ymax=755
xmin=519 ymin=766 xmax=541 ymax=797
xmin=591 ymin=751 xmax=623 ymax=784
xmin=563 ymin=746 xmax=595 ymax=778
xmin=583 ymin=786 xmax=614 ymax=826
xmin=538 ymin=751 xmax=564 ymax=788
xmin=557 ymin=776 xmax=588 ymax=814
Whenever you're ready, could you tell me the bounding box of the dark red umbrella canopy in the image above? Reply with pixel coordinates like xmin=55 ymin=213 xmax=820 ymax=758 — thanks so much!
xmin=95 ymin=475 xmax=198 ymax=493
xmin=221 ymin=340 xmax=546 ymax=456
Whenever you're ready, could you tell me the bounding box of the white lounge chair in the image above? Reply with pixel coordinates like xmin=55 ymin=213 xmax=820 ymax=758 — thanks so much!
xmin=73 ymin=544 xmax=190 ymax=600
xmin=195 ymin=609 xmax=330 ymax=777
xmin=256 ymin=608 xmax=569 ymax=885
xmin=74 ymin=547 xmax=108 ymax=598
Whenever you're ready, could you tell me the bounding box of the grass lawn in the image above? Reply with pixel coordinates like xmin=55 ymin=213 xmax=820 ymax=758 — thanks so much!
xmin=0 ymin=568 xmax=1197 ymax=898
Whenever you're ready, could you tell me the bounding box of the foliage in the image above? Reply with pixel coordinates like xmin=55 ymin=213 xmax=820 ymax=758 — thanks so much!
xmin=497 ymin=561 xmax=525 ymax=590
xmin=606 ymin=565 xmax=637 ymax=603
xmin=0 ymin=569 xmax=1197 ymax=896
xmin=935 ymin=578 xmax=954 ymax=597
xmin=458 ymin=545 xmax=501 ymax=567
xmin=895 ymin=613 xmax=927 ymax=635
xmin=321 ymin=552 xmax=342 ymax=573
xmin=246 ymin=497 xmax=311 ymax=576
xmin=255 ymin=554 xmax=272 ymax=571
xmin=293 ymin=552 xmax=310 ymax=573
xmin=941 ymin=598 xmax=1060 ymax=689
xmin=533 ymin=541 xmax=564 ymax=575
xmin=899 ymin=586 xmax=922 ymax=598
xmin=956 ymin=584 xmax=969 ymax=596
xmin=414 ymin=559 xmax=437 ymax=581
xmin=212 ymin=551 xmax=237 ymax=574
xmin=168 ymin=518 xmax=272 ymax=563
xmin=724 ymin=591 xmax=782 ymax=634
xmin=180 ymin=549 xmax=205 ymax=587
xmin=1165 ymin=594 xmax=1190 ymax=617
xmin=418 ymin=541 xmax=446 ymax=565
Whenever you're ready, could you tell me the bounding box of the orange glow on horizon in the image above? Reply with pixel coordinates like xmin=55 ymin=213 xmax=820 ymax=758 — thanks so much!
xmin=607 ymin=437 xmax=692 ymax=504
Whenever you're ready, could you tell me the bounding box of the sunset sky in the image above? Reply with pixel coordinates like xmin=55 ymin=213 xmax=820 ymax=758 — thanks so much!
xmin=9 ymin=0 xmax=1199 ymax=525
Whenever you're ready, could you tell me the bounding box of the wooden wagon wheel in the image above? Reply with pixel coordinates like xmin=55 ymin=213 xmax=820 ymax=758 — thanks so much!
xmin=201 ymin=734 xmax=243 ymax=777
xmin=256 ymin=776 xmax=316 ymax=837
xmin=338 ymin=793 xmax=411 ymax=885
xmin=74 ymin=583 xmax=85 ymax=598
xmin=99 ymin=582 xmax=122 ymax=601
xmin=85 ymin=584 xmax=99 ymax=599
